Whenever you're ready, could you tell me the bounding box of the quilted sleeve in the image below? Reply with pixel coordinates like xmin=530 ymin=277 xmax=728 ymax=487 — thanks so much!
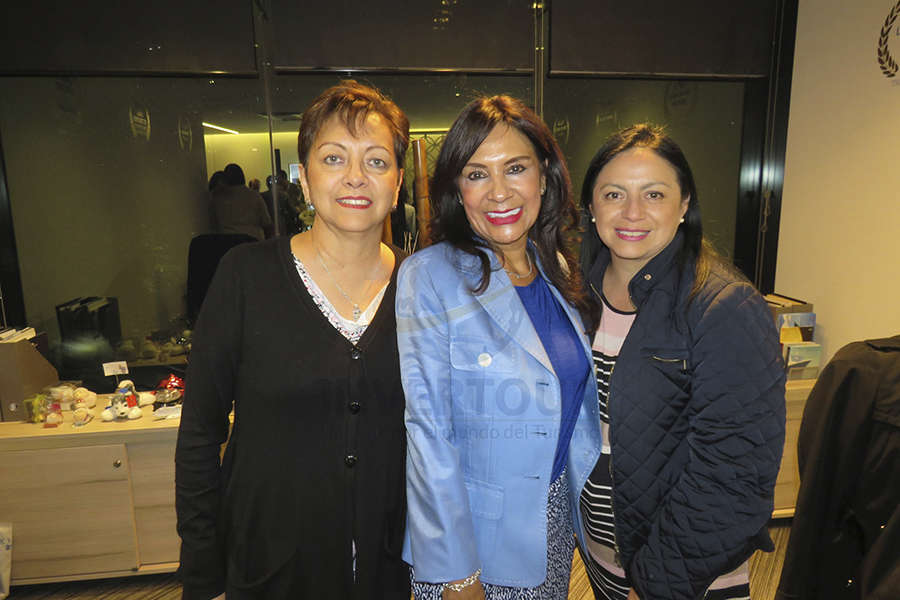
xmin=630 ymin=281 xmax=786 ymax=600
xmin=396 ymin=253 xmax=481 ymax=584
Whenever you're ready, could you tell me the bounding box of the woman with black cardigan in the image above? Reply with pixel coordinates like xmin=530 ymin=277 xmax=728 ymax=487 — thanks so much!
xmin=175 ymin=81 xmax=411 ymax=600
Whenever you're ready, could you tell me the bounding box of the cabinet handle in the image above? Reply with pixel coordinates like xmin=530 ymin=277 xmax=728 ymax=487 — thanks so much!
xmin=113 ymin=459 xmax=122 ymax=468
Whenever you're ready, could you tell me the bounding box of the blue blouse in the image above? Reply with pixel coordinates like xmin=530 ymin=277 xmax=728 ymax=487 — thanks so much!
xmin=515 ymin=275 xmax=590 ymax=481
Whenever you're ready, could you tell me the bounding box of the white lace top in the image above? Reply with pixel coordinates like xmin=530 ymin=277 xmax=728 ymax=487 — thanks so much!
xmin=293 ymin=255 xmax=387 ymax=345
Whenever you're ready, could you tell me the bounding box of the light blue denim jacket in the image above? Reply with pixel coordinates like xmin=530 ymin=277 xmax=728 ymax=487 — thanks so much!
xmin=397 ymin=242 xmax=603 ymax=587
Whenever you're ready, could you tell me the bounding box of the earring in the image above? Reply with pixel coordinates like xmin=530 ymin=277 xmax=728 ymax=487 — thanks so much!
xmin=679 ymin=217 xmax=685 ymax=224
xmin=591 ymin=216 xmax=596 ymax=223
xmin=540 ymin=185 xmax=546 ymax=195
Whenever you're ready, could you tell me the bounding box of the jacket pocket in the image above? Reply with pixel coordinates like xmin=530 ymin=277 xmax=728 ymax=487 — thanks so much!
xmin=641 ymin=347 xmax=691 ymax=393
xmin=643 ymin=347 xmax=689 ymax=370
xmin=450 ymin=337 xmax=517 ymax=374
xmin=463 ymin=477 xmax=504 ymax=559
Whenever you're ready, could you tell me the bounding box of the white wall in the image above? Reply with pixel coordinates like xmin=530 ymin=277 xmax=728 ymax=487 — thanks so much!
xmin=777 ymin=0 xmax=900 ymax=363
xmin=204 ymin=131 xmax=300 ymax=187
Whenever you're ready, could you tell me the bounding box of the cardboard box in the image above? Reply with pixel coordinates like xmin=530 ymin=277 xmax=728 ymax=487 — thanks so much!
xmin=777 ymin=312 xmax=816 ymax=342
xmin=765 ymin=293 xmax=814 ymax=318
xmin=0 ymin=340 xmax=59 ymax=421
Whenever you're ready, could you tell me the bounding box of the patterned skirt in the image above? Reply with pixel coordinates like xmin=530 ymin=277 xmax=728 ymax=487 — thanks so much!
xmin=411 ymin=471 xmax=574 ymax=599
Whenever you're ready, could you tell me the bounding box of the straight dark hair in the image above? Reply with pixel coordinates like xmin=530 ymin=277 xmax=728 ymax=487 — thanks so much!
xmin=430 ymin=95 xmax=594 ymax=322
xmin=579 ymin=123 xmax=713 ymax=298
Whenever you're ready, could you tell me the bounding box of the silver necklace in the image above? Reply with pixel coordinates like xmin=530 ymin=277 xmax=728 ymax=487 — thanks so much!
xmin=316 ymin=248 xmax=364 ymax=320
xmin=504 ymin=252 xmax=534 ymax=281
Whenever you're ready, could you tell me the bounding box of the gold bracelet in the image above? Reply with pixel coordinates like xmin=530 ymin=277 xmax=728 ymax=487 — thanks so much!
xmin=442 ymin=569 xmax=482 ymax=592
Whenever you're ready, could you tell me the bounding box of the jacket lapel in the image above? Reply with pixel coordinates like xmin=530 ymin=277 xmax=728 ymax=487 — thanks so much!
xmin=470 ymin=252 xmax=555 ymax=376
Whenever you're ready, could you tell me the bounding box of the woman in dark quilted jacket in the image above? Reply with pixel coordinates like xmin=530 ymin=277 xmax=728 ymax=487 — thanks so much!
xmin=576 ymin=124 xmax=786 ymax=600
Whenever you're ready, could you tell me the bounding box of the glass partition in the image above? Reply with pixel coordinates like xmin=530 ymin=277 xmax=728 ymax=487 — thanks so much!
xmin=0 ymin=66 xmax=751 ymax=386
xmin=0 ymin=75 xmax=272 ymax=385
xmin=544 ymin=77 xmax=746 ymax=257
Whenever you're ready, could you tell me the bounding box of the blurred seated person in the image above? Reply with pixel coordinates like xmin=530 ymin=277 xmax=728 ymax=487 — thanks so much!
xmin=210 ymin=163 xmax=272 ymax=240
xmin=208 ymin=170 xmax=226 ymax=193
xmin=262 ymin=169 xmax=304 ymax=236
xmin=776 ymin=335 xmax=900 ymax=600
xmin=389 ymin=186 xmax=416 ymax=250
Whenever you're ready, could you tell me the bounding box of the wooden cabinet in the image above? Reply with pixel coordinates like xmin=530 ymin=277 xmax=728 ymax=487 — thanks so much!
xmin=0 ymin=379 xmax=813 ymax=583
xmin=0 ymin=404 xmax=180 ymax=584
xmin=772 ymin=379 xmax=815 ymax=518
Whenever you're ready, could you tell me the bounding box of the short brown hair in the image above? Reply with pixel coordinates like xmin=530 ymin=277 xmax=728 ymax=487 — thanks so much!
xmin=297 ymin=80 xmax=410 ymax=168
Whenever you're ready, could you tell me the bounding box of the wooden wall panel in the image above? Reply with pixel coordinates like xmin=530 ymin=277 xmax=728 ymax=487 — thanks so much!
xmin=271 ymin=0 xmax=532 ymax=71
xmin=0 ymin=1 xmax=256 ymax=74
xmin=550 ymin=1 xmax=776 ymax=76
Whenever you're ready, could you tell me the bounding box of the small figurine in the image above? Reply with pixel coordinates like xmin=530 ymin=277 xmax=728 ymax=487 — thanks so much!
xmin=72 ymin=405 xmax=94 ymax=426
xmin=116 ymin=379 xmax=154 ymax=407
xmin=72 ymin=387 xmax=96 ymax=426
xmin=44 ymin=400 xmax=63 ymax=426
xmin=101 ymin=384 xmax=142 ymax=421
xmin=73 ymin=387 xmax=97 ymax=408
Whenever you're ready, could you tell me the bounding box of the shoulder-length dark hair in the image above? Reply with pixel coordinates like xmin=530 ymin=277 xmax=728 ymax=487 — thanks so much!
xmin=579 ymin=123 xmax=713 ymax=296
xmin=429 ymin=95 xmax=593 ymax=320
xmin=297 ymin=80 xmax=409 ymax=168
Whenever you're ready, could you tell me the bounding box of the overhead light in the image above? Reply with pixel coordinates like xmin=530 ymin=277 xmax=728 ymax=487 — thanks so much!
xmin=202 ymin=122 xmax=240 ymax=135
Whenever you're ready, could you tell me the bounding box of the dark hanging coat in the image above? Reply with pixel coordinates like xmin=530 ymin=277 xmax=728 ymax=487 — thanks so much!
xmin=777 ymin=335 xmax=900 ymax=600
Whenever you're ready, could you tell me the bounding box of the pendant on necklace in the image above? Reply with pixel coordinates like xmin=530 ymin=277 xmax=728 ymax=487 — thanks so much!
xmin=352 ymin=305 xmax=361 ymax=320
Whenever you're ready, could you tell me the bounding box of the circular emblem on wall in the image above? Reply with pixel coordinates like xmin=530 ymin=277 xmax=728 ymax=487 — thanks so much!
xmin=129 ymin=106 xmax=151 ymax=140
xmin=664 ymin=81 xmax=698 ymax=119
xmin=878 ymin=0 xmax=900 ymax=78
xmin=552 ymin=117 xmax=570 ymax=145
xmin=177 ymin=115 xmax=193 ymax=151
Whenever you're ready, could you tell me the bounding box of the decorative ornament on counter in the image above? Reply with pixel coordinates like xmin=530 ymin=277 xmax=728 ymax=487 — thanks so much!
xmin=115 ymin=378 xmax=155 ymax=407
xmin=44 ymin=400 xmax=63 ymax=427
xmin=101 ymin=381 xmax=143 ymax=421
xmin=46 ymin=385 xmax=76 ymax=410
xmin=117 ymin=379 xmax=136 ymax=395
xmin=153 ymin=374 xmax=185 ymax=410
xmin=24 ymin=393 xmax=47 ymax=423
xmin=73 ymin=387 xmax=97 ymax=408
xmin=71 ymin=386 xmax=96 ymax=426
xmin=72 ymin=405 xmax=93 ymax=426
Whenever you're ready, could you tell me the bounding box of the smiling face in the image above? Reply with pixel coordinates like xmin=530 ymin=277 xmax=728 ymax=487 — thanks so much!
xmin=298 ymin=112 xmax=403 ymax=237
xmin=590 ymin=147 xmax=689 ymax=272
xmin=458 ymin=124 xmax=545 ymax=260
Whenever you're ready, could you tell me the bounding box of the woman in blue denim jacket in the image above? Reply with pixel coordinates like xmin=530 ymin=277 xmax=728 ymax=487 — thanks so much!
xmin=396 ymin=96 xmax=602 ymax=599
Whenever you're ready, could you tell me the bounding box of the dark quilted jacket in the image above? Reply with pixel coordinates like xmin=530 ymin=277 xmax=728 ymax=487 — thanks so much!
xmin=586 ymin=232 xmax=786 ymax=600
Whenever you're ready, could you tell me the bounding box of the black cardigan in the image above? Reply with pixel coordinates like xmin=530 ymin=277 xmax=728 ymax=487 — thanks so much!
xmin=175 ymin=236 xmax=409 ymax=600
